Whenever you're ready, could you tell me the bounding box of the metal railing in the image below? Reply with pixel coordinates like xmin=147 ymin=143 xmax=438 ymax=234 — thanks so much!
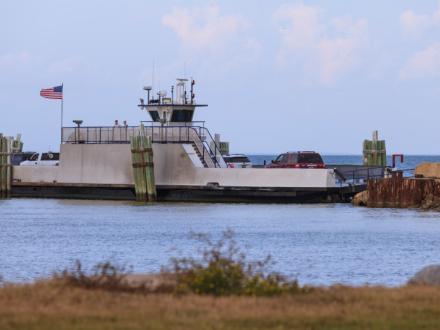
xmin=333 ymin=166 xmax=416 ymax=186
xmin=333 ymin=166 xmax=385 ymax=185
xmin=140 ymin=120 xmax=206 ymax=128
xmin=62 ymin=126 xmax=140 ymax=144
xmin=61 ymin=123 xmax=226 ymax=168
xmin=190 ymin=126 xmax=227 ymax=168
xmin=395 ymin=168 xmax=415 ymax=178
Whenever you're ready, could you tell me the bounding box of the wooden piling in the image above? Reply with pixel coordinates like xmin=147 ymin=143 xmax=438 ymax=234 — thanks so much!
xmin=363 ymin=130 xmax=386 ymax=167
xmin=6 ymin=137 xmax=11 ymax=197
xmin=131 ymin=136 xmax=143 ymax=201
xmin=131 ymin=134 xmax=156 ymax=202
xmin=0 ymin=134 xmax=4 ymax=199
xmin=0 ymin=134 xmax=12 ymax=199
xmin=143 ymin=136 xmax=156 ymax=202
xmin=12 ymin=134 xmax=23 ymax=153
xmin=138 ymin=137 xmax=147 ymax=201
xmin=0 ymin=134 xmax=20 ymax=199
xmin=131 ymin=137 xmax=138 ymax=200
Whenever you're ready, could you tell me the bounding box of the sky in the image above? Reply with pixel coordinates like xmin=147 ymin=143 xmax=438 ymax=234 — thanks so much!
xmin=1 ymin=0 xmax=440 ymax=154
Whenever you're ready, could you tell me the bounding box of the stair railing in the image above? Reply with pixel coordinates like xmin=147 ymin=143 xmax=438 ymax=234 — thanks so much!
xmin=190 ymin=127 xmax=227 ymax=168
xmin=62 ymin=123 xmax=228 ymax=168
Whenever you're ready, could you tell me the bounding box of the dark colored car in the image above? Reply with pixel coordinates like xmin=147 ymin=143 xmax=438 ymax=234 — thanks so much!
xmin=267 ymin=151 xmax=325 ymax=169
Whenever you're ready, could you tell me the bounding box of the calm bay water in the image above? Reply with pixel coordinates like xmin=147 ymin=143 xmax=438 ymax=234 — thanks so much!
xmin=1 ymin=155 xmax=440 ymax=286
xmin=1 ymin=200 xmax=440 ymax=286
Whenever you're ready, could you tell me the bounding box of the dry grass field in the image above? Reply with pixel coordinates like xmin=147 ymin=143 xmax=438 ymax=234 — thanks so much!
xmin=1 ymin=281 xmax=440 ymax=330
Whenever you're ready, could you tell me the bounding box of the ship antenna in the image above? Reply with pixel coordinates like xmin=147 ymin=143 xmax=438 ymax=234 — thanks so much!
xmin=152 ymin=60 xmax=155 ymax=94
xmin=190 ymin=78 xmax=195 ymax=104
xmin=143 ymin=86 xmax=152 ymax=104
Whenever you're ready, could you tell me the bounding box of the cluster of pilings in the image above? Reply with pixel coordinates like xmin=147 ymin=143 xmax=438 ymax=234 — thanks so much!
xmin=130 ymin=134 xmax=156 ymax=202
xmin=0 ymin=134 xmax=12 ymax=199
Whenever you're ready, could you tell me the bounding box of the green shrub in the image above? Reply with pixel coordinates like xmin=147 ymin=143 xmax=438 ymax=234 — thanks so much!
xmin=175 ymin=257 xmax=246 ymax=295
xmin=167 ymin=229 xmax=303 ymax=296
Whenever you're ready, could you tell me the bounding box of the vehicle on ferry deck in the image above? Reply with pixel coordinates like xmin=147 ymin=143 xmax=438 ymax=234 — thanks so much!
xmin=19 ymin=152 xmax=60 ymax=166
xmin=224 ymin=154 xmax=252 ymax=168
xmin=11 ymin=152 xmax=37 ymax=166
xmin=267 ymin=151 xmax=325 ymax=169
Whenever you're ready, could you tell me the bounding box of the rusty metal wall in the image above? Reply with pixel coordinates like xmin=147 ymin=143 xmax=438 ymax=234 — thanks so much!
xmin=367 ymin=172 xmax=440 ymax=209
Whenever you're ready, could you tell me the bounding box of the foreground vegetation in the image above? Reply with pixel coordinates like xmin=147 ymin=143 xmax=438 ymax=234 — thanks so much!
xmin=1 ymin=282 xmax=440 ymax=329
xmin=55 ymin=230 xmax=305 ymax=297
xmin=2 ymin=231 xmax=439 ymax=329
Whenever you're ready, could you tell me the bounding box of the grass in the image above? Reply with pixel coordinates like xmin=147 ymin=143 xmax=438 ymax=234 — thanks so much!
xmin=1 ymin=282 xmax=440 ymax=329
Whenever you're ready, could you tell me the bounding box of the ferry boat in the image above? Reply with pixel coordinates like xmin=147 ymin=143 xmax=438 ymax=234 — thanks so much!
xmin=11 ymin=78 xmax=371 ymax=202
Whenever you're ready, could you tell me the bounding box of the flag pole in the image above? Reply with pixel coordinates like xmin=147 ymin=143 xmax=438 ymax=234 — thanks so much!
xmin=60 ymin=83 xmax=64 ymax=145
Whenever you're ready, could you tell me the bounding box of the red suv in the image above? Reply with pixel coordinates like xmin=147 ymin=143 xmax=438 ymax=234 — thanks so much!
xmin=268 ymin=151 xmax=325 ymax=169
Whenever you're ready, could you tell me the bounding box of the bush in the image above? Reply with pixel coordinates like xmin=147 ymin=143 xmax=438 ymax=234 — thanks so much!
xmin=55 ymin=230 xmax=306 ymax=297
xmin=167 ymin=229 xmax=303 ymax=296
xmin=54 ymin=260 xmax=136 ymax=293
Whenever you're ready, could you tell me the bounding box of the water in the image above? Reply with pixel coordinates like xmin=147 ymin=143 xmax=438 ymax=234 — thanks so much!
xmin=1 ymin=200 xmax=440 ymax=286
xmin=1 ymin=155 xmax=440 ymax=286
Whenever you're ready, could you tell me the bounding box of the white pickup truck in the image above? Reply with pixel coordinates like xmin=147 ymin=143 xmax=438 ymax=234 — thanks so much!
xmin=19 ymin=152 xmax=60 ymax=166
xmin=223 ymin=154 xmax=252 ymax=168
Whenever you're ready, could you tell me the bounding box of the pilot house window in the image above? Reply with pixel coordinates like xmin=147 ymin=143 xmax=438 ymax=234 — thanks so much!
xmin=148 ymin=111 xmax=160 ymax=121
xmin=171 ymin=110 xmax=193 ymax=122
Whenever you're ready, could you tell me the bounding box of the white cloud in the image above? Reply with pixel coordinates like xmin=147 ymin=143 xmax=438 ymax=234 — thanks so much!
xmin=162 ymin=4 xmax=260 ymax=65
xmin=274 ymin=4 xmax=367 ymax=84
xmin=400 ymin=43 xmax=440 ymax=80
xmin=400 ymin=4 xmax=440 ymax=36
xmin=399 ymin=4 xmax=440 ymax=80
xmin=0 ymin=51 xmax=30 ymax=70
xmin=274 ymin=4 xmax=321 ymax=52
xmin=400 ymin=10 xmax=431 ymax=35
xmin=49 ymin=57 xmax=82 ymax=75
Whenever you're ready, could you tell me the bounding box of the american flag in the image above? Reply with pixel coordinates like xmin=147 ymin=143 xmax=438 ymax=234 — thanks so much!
xmin=40 ymin=85 xmax=63 ymax=99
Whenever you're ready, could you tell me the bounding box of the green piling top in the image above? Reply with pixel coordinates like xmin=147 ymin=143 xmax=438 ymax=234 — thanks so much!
xmin=363 ymin=130 xmax=387 ymax=167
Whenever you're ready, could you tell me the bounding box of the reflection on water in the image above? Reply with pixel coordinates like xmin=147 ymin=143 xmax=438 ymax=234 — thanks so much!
xmin=1 ymin=198 xmax=440 ymax=286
